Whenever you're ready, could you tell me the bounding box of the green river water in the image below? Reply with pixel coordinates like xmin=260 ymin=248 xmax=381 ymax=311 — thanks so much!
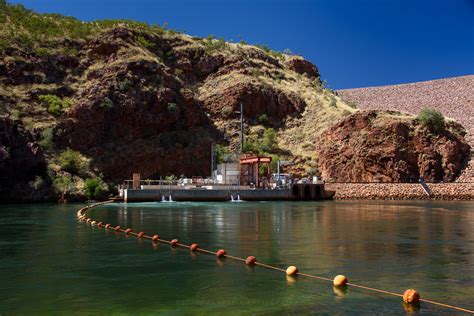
xmin=0 ymin=200 xmax=473 ymax=315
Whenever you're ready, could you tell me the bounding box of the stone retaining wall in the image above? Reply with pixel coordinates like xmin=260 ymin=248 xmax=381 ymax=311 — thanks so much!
xmin=325 ymin=183 xmax=473 ymax=200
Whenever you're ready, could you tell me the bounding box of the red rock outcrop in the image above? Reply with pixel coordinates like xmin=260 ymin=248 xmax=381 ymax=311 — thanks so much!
xmin=285 ymin=56 xmax=319 ymax=79
xmin=199 ymin=79 xmax=307 ymax=120
xmin=61 ymin=54 xmax=214 ymax=181
xmin=338 ymin=75 xmax=474 ymax=182
xmin=315 ymin=111 xmax=470 ymax=182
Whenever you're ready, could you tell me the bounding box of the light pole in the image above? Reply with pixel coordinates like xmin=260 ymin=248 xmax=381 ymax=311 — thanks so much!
xmin=210 ymin=141 xmax=214 ymax=180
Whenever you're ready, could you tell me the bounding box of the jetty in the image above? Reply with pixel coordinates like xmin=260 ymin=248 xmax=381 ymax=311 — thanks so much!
xmin=122 ymin=182 xmax=334 ymax=202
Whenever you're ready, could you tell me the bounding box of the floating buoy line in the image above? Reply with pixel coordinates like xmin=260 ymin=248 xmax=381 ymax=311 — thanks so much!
xmin=77 ymin=201 xmax=474 ymax=314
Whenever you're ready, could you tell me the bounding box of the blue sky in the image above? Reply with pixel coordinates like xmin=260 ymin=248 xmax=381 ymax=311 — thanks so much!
xmin=9 ymin=0 xmax=474 ymax=89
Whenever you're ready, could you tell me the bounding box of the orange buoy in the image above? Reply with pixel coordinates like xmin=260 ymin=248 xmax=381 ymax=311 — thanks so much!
xmin=125 ymin=228 xmax=132 ymax=234
xmin=245 ymin=256 xmax=257 ymax=265
xmin=403 ymin=289 xmax=420 ymax=304
xmin=152 ymin=235 xmax=160 ymax=242
xmin=190 ymin=243 xmax=199 ymax=251
xmin=114 ymin=225 xmax=121 ymax=232
xmin=333 ymin=275 xmax=348 ymax=287
xmin=105 ymin=224 xmax=111 ymax=229
xmin=97 ymin=222 xmax=103 ymax=227
xmin=216 ymin=249 xmax=227 ymax=258
xmin=138 ymin=232 xmax=145 ymax=238
xmin=286 ymin=266 xmax=298 ymax=276
xmin=171 ymin=239 xmax=179 ymax=247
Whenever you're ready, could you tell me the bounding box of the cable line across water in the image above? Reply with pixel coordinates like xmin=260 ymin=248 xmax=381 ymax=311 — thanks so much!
xmin=77 ymin=201 xmax=474 ymax=314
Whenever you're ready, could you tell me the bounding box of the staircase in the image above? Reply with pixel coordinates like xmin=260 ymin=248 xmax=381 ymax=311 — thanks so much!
xmin=418 ymin=177 xmax=432 ymax=197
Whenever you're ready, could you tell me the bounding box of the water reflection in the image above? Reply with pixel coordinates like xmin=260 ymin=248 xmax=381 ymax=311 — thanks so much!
xmin=95 ymin=201 xmax=474 ymax=306
xmin=1 ymin=201 xmax=473 ymax=314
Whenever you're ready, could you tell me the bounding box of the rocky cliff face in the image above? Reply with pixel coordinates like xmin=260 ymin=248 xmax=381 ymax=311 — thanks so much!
xmin=0 ymin=4 xmax=337 ymax=191
xmin=0 ymin=117 xmax=50 ymax=201
xmin=315 ymin=111 xmax=470 ymax=182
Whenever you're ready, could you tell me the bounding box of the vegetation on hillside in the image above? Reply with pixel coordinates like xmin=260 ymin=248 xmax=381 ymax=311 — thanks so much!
xmin=0 ymin=0 xmax=389 ymax=202
xmin=0 ymin=0 xmax=172 ymax=47
xmin=38 ymin=95 xmax=72 ymax=116
xmin=417 ymin=107 xmax=445 ymax=132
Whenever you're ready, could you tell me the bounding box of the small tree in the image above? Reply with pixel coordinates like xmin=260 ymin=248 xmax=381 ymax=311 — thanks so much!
xmin=39 ymin=128 xmax=55 ymax=152
xmin=38 ymin=94 xmax=72 ymax=116
xmin=59 ymin=149 xmax=88 ymax=175
xmin=84 ymin=177 xmax=107 ymax=200
xmin=417 ymin=107 xmax=445 ymax=132
xmin=100 ymin=97 xmax=113 ymax=109
xmin=167 ymin=103 xmax=177 ymax=113
xmin=242 ymin=140 xmax=257 ymax=154
xmin=258 ymin=114 xmax=269 ymax=125
xmin=215 ymin=144 xmax=230 ymax=164
xmin=29 ymin=176 xmax=45 ymax=190
xmin=53 ymin=175 xmax=74 ymax=200
xmin=260 ymin=128 xmax=277 ymax=153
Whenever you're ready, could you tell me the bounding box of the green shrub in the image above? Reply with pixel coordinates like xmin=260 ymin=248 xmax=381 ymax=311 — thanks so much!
xmin=100 ymin=97 xmax=113 ymax=109
xmin=250 ymin=68 xmax=263 ymax=78
xmin=242 ymin=140 xmax=258 ymax=154
xmin=53 ymin=174 xmax=74 ymax=199
xmin=38 ymin=94 xmax=72 ymax=116
xmin=260 ymin=128 xmax=277 ymax=153
xmin=0 ymin=38 xmax=8 ymax=51
xmin=328 ymin=96 xmax=337 ymax=107
xmin=29 ymin=176 xmax=45 ymax=190
xmin=118 ymin=79 xmax=131 ymax=92
xmin=257 ymin=154 xmax=280 ymax=176
xmin=167 ymin=102 xmax=177 ymax=113
xmin=256 ymin=44 xmax=271 ymax=53
xmin=10 ymin=109 xmax=20 ymax=119
xmin=63 ymin=46 xmax=78 ymax=56
xmin=417 ymin=107 xmax=445 ymax=132
xmin=136 ymin=35 xmax=155 ymax=49
xmin=164 ymin=50 xmax=175 ymax=61
xmin=258 ymin=114 xmax=269 ymax=125
xmin=165 ymin=174 xmax=177 ymax=181
xmin=35 ymin=47 xmax=51 ymax=57
xmin=215 ymin=144 xmax=230 ymax=164
xmin=272 ymin=72 xmax=284 ymax=83
xmin=84 ymin=177 xmax=107 ymax=200
xmin=39 ymin=127 xmax=55 ymax=152
xmin=255 ymin=44 xmax=284 ymax=61
xmin=202 ymin=35 xmax=227 ymax=53
xmin=59 ymin=149 xmax=88 ymax=174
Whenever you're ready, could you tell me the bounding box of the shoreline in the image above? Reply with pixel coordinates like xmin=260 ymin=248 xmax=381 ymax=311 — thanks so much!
xmin=325 ymin=183 xmax=474 ymax=200
xmin=1 ymin=183 xmax=473 ymax=203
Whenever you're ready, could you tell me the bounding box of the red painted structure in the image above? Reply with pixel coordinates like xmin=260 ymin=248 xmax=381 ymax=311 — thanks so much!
xmin=240 ymin=156 xmax=272 ymax=188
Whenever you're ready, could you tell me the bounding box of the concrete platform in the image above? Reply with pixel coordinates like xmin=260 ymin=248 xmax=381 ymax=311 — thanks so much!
xmin=123 ymin=184 xmax=334 ymax=202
